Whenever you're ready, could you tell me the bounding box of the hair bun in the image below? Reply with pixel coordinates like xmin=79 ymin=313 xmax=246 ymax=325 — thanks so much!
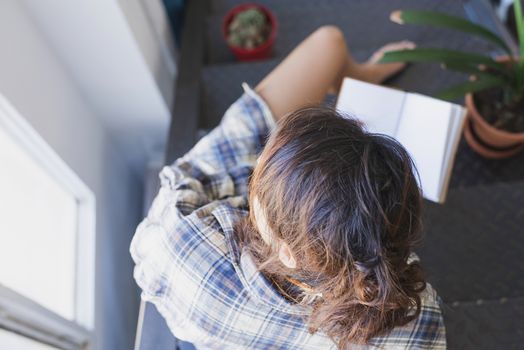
xmin=354 ymin=255 xmax=382 ymax=273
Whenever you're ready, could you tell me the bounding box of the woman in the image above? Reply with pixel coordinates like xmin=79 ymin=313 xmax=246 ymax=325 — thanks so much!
xmin=131 ymin=26 xmax=445 ymax=349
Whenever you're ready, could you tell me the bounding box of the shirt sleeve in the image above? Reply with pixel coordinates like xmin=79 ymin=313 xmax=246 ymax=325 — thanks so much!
xmin=131 ymin=84 xmax=275 ymax=343
xmin=171 ymin=84 xmax=275 ymax=190
xmin=161 ymin=84 xmax=275 ymax=201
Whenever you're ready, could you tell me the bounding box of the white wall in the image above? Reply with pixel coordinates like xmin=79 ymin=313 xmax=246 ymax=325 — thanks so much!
xmin=117 ymin=0 xmax=178 ymax=108
xmin=21 ymin=0 xmax=175 ymax=172
xmin=0 ymin=1 xmax=144 ymax=349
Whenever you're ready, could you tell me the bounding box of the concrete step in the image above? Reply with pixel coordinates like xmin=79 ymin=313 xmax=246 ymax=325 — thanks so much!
xmin=205 ymin=0 xmax=473 ymax=64
xmin=210 ymin=0 xmax=358 ymax=15
xmin=419 ymin=179 xmax=524 ymax=303
xmin=443 ymin=296 xmax=524 ymax=349
xmin=201 ymin=59 xmax=279 ymax=129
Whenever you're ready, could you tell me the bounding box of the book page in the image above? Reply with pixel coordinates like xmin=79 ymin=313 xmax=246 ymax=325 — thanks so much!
xmin=395 ymin=94 xmax=452 ymax=202
xmin=438 ymin=105 xmax=466 ymax=202
xmin=336 ymin=78 xmax=405 ymax=136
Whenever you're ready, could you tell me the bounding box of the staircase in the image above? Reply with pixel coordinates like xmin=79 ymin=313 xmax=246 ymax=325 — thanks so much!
xmin=135 ymin=0 xmax=524 ymax=349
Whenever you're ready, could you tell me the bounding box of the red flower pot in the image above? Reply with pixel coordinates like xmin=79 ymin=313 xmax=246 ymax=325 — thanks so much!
xmin=222 ymin=3 xmax=277 ymax=61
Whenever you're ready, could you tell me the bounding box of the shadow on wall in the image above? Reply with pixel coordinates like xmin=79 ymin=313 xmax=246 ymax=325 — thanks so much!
xmin=95 ymin=139 xmax=144 ymax=350
xmin=163 ymin=0 xmax=186 ymax=45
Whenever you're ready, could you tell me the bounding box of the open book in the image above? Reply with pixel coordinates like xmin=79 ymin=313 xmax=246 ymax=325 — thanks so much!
xmin=336 ymin=78 xmax=466 ymax=203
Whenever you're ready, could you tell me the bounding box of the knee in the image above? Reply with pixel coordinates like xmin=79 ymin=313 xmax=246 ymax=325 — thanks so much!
xmin=311 ymin=25 xmax=345 ymax=47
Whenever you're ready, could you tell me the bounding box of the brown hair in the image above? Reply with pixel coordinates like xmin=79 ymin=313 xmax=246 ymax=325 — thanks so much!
xmin=236 ymin=106 xmax=426 ymax=348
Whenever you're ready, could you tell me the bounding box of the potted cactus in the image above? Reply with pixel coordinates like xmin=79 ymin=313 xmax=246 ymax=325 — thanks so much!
xmin=380 ymin=2 xmax=524 ymax=158
xmin=222 ymin=4 xmax=277 ymax=61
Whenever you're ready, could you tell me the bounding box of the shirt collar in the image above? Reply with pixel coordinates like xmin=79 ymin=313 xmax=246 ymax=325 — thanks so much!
xmin=212 ymin=202 xmax=311 ymax=316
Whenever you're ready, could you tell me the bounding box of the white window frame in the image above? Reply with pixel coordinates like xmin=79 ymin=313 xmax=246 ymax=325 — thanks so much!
xmin=0 ymin=94 xmax=95 ymax=349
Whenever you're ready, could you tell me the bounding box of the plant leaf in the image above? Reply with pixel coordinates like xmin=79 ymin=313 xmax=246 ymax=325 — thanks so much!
xmin=518 ymin=60 xmax=524 ymax=95
xmin=380 ymin=48 xmax=506 ymax=71
xmin=513 ymin=0 xmax=524 ymax=93
xmin=442 ymin=62 xmax=512 ymax=82
xmin=392 ymin=10 xmax=512 ymax=55
xmin=435 ymin=76 xmax=507 ymax=101
xmin=442 ymin=62 xmax=486 ymax=75
xmin=514 ymin=0 xmax=524 ymax=59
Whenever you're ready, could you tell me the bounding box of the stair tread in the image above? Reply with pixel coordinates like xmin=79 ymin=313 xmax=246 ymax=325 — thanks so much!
xmin=206 ymin=0 xmax=478 ymax=64
xmin=443 ymin=296 xmax=524 ymax=349
xmin=419 ymin=179 xmax=524 ymax=302
xmin=201 ymin=59 xmax=279 ymax=129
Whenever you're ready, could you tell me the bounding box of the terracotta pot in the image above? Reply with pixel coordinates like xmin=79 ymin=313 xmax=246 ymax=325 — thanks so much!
xmin=222 ymin=3 xmax=277 ymax=62
xmin=464 ymin=57 xmax=524 ymax=158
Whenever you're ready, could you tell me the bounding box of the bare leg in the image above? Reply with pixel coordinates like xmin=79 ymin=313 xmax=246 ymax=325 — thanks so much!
xmin=255 ymin=26 xmax=414 ymax=121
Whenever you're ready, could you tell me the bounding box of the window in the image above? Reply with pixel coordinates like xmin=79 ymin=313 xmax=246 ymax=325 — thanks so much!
xmin=0 ymin=329 xmax=60 ymax=350
xmin=0 ymin=94 xmax=95 ymax=349
xmin=0 ymin=125 xmax=77 ymax=319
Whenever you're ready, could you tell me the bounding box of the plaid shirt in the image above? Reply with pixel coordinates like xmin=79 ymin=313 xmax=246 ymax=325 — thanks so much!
xmin=131 ymin=84 xmax=446 ymax=349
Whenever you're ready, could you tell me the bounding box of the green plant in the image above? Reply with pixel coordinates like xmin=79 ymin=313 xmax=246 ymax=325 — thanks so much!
xmin=227 ymin=8 xmax=270 ymax=49
xmin=379 ymin=3 xmax=524 ymax=131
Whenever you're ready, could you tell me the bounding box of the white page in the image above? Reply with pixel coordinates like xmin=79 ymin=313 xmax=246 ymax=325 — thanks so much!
xmin=336 ymin=78 xmax=405 ymax=136
xmin=438 ymin=105 xmax=466 ymax=202
xmin=395 ymin=94 xmax=452 ymax=202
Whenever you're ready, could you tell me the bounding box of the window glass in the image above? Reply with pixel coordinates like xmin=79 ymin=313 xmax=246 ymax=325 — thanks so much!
xmin=0 ymin=329 xmax=60 ymax=350
xmin=0 ymin=126 xmax=76 ymax=320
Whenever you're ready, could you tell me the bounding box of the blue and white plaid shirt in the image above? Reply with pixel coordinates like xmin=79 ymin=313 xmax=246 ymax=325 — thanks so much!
xmin=131 ymin=84 xmax=446 ymax=349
